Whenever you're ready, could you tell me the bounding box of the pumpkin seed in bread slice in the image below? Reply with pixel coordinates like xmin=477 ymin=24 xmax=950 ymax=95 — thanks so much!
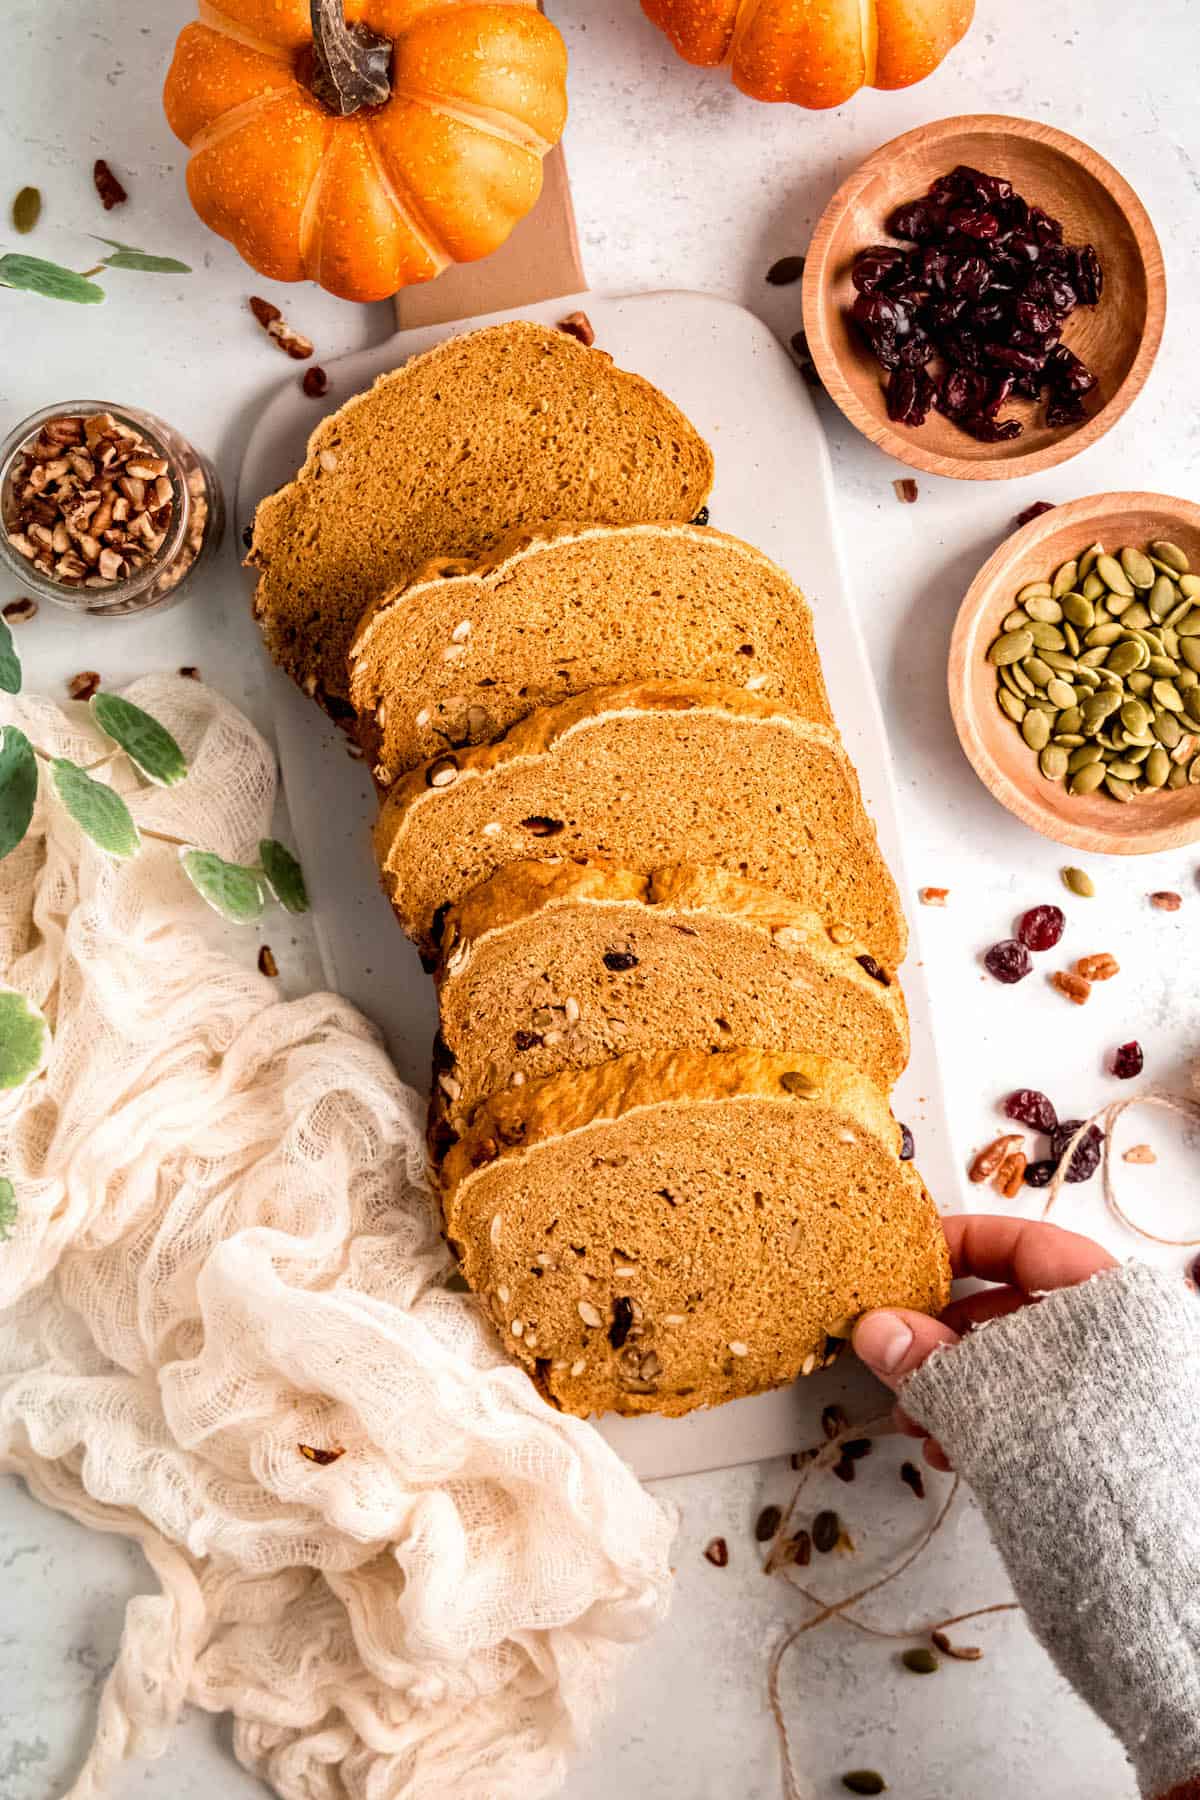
xmin=374 ymin=679 xmax=908 ymax=965
xmin=349 ymin=521 xmax=832 ymax=781
xmin=248 ymin=321 xmax=714 ymax=714
xmin=433 ymin=859 xmax=909 ymax=1145
xmin=442 ymin=1046 xmax=950 ymax=1419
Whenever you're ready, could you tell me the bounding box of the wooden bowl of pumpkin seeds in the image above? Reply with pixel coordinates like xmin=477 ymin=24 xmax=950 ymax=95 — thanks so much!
xmin=950 ymin=493 xmax=1200 ymax=853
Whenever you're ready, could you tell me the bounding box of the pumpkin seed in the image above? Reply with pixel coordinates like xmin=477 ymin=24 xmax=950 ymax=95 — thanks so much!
xmin=1040 ymin=650 xmax=1076 ymax=673
xmin=1061 ymin=592 xmax=1095 ymax=630
xmin=1120 ymin=699 xmax=1150 ymax=737
xmin=1077 ymin=543 xmax=1103 ymax=580
xmin=1080 ymin=570 xmax=1106 ymax=602
xmin=1062 ymin=622 xmax=1081 ymax=656
xmin=1105 ymin=641 xmax=1143 ymax=678
xmin=1078 ymin=645 xmax=1111 ymax=668
xmin=1010 ymin=662 xmax=1037 ymax=696
xmin=1191 ymin=756 xmax=1200 ymax=784
xmin=1056 ymin=705 xmax=1084 ymax=734
xmin=1119 ymin=546 xmax=1156 ymax=589
xmin=1021 ymin=710 xmax=1051 ymax=752
xmin=1017 ymin=581 xmax=1053 ymax=603
xmin=1163 ymin=598 xmax=1193 ymax=629
xmin=1096 ymin=553 xmax=1134 ymax=597
xmin=1124 ymin=743 xmax=1153 ymax=765
xmin=1176 ymin=609 xmax=1200 ymax=636
xmin=1149 ymin=540 xmax=1189 ymax=573
xmin=1069 ymin=763 xmax=1107 ymax=796
xmin=1180 ymin=574 xmax=1200 ymax=599
xmin=1154 ymin=709 xmax=1183 ymax=749
xmin=1067 ymin=744 xmax=1103 ymax=772
xmin=998 ymin=688 xmax=1027 ymax=723
xmin=1052 ymin=560 xmax=1079 ymax=598
xmin=1003 ymin=608 xmax=1031 ymax=631
xmin=1145 ymin=746 xmax=1170 ymax=788
xmin=1103 ymin=587 xmax=1136 ymax=617
xmin=1027 ymin=621 xmax=1067 ymax=652
xmin=1153 ymin=678 xmax=1185 ymax=713
xmin=1186 ymin=688 xmax=1200 ymax=726
xmin=1180 ymin=669 xmax=1200 ymax=691
xmin=1162 ymin=626 xmax=1182 ymax=658
xmin=1045 ymin=677 xmax=1076 ymax=709
xmin=11 ymin=185 xmax=41 ymax=234
xmin=988 ymin=629 xmax=1034 ymax=665
xmin=1052 ymin=733 xmax=1085 ymax=747
xmin=1084 ymin=622 xmax=1121 ymax=647
xmin=1127 ymin=670 xmax=1154 ymax=696
xmin=1082 ymin=689 xmax=1121 ymax=722
xmin=1120 ymin=602 xmax=1152 ymax=631
xmin=1146 ymin=655 xmax=1181 ymax=678
xmin=1105 ymin=774 xmax=1135 ymax=802
xmin=1039 ymin=743 xmax=1069 ymax=780
xmin=1025 ymin=595 xmax=1063 ymax=624
xmin=1073 ymin=667 xmax=1102 ymax=692
xmin=1149 ymin=575 xmax=1177 ymax=622
xmin=1106 ymin=758 xmax=1142 ymax=780
xmin=901 ymin=1648 xmax=940 ymax=1676
xmin=1022 ymin=655 xmax=1054 ymax=687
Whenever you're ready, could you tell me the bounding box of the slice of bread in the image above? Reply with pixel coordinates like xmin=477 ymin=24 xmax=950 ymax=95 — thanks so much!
xmin=433 ymin=859 xmax=909 ymax=1146
xmin=248 ymin=322 xmax=714 ymax=713
xmin=441 ymin=1046 xmax=950 ymax=1418
xmin=374 ymin=679 xmax=908 ymax=966
xmin=348 ymin=522 xmax=832 ymax=781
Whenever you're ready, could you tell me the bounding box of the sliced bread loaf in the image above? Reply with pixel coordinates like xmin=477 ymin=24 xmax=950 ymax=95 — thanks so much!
xmin=374 ymin=680 xmax=908 ymax=965
xmin=248 ymin=322 xmax=714 ymax=713
xmin=433 ymin=859 xmax=909 ymax=1144
xmin=348 ymin=522 xmax=832 ymax=781
xmin=442 ymin=1046 xmax=950 ymax=1418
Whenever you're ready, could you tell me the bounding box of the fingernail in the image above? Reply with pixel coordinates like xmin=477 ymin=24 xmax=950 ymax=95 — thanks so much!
xmin=853 ymin=1311 xmax=914 ymax=1375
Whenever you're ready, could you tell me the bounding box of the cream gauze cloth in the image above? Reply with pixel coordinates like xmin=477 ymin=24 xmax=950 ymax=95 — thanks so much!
xmin=0 ymin=675 xmax=674 ymax=1800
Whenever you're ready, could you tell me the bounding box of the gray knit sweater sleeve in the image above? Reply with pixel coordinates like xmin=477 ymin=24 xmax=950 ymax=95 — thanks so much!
xmin=903 ymin=1262 xmax=1200 ymax=1800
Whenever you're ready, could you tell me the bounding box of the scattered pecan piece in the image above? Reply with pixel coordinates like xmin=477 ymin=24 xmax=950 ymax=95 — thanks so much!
xmin=1150 ymin=891 xmax=1181 ymax=911
xmin=249 ymin=295 xmax=281 ymax=329
xmin=67 ymin=670 xmax=101 ymax=701
xmin=179 ymin=665 xmax=200 ymax=680
xmin=703 ymin=1536 xmax=729 ymax=1568
xmin=994 ymin=1151 xmax=1027 ymax=1200
xmin=557 ymin=310 xmax=595 ymax=347
xmin=258 ymin=945 xmax=279 ymax=978
xmin=919 ymin=886 xmax=949 ymax=905
xmin=969 ymin=1134 xmax=1023 ymax=1182
xmin=893 ymin=478 xmax=918 ymax=504
xmin=1123 ymin=1143 xmax=1156 ymax=1165
xmin=1075 ymin=952 xmax=1118 ymax=982
xmin=1052 ymin=969 xmax=1091 ymax=1005
xmin=3 ymin=598 xmax=37 ymax=624
xmin=93 ymin=159 xmax=127 ymax=210
xmin=302 ymin=365 xmax=329 ymax=398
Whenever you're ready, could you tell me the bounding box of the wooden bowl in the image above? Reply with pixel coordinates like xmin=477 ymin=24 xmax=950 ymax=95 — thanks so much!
xmin=950 ymin=494 xmax=1200 ymax=855
xmin=802 ymin=115 xmax=1165 ymax=481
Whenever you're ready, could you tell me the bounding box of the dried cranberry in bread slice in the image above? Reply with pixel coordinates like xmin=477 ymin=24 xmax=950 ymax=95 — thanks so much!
xmin=248 ymin=321 xmax=714 ymax=714
xmin=442 ymin=1046 xmax=950 ymax=1419
xmin=374 ymin=679 xmax=908 ymax=965
xmin=348 ymin=521 xmax=832 ymax=781
xmin=433 ymin=859 xmax=909 ymax=1144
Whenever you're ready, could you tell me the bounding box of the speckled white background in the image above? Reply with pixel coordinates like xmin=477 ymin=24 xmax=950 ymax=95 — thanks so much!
xmin=2 ymin=1 xmax=1199 ymax=1795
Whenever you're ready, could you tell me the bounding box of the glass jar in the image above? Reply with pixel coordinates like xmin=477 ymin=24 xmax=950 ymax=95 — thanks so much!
xmin=0 ymin=401 xmax=224 ymax=618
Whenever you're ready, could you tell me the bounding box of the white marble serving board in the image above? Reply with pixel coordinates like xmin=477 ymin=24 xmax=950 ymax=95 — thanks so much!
xmin=238 ymin=288 xmax=961 ymax=1481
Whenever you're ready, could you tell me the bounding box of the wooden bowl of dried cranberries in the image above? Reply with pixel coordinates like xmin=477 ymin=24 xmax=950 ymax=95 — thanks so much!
xmin=802 ymin=115 xmax=1165 ymax=481
xmin=950 ymin=492 xmax=1200 ymax=855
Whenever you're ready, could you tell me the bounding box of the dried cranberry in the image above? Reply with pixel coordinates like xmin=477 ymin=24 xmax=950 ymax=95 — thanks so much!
xmin=609 ymin=1297 xmax=635 ymax=1349
xmin=852 ymin=245 xmax=909 ymax=293
xmin=857 ymin=954 xmax=891 ymax=986
xmin=1072 ymin=245 xmax=1104 ymax=305
xmin=1023 ymin=1158 xmax=1057 ymax=1189
xmin=963 ymin=413 xmax=1022 ymax=443
xmin=888 ymin=200 xmax=943 ymax=242
xmin=1189 ymin=1254 xmax=1200 ymax=1292
xmin=1004 ymin=1089 xmax=1059 ymax=1133
xmin=1046 ymin=394 xmax=1087 ymax=428
xmin=887 ymin=368 xmax=936 ymax=425
xmin=899 ymin=1123 xmax=915 ymax=1161
xmin=1112 ymin=1040 xmax=1144 ymax=1080
xmin=1050 ymin=1121 xmax=1104 ymax=1182
xmin=1016 ymin=905 xmax=1065 ymax=952
xmin=1015 ymin=501 xmax=1056 ymax=527
xmin=985 ymin=939 xmax=1033 ymax=984
xmin=947 ymin=206 xmax=1000 ymax=241
xmin=603 ymin=950 xmax=638 ymax=972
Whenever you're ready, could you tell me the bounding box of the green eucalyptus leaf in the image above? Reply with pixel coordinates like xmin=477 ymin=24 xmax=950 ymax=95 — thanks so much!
xmin=51 ymin=759 xmax=140 ymax=859
xmin=91 ymin=235 xmax=139 ymax=252
xmin=90 ymin=693 xmax=187 ymax=787
xmin=0 ymin=253 xmax=104 ymax=304
xmin=181 ymin=851 xmax=265 ymax=924
xmin=0 ymin=728 xmax=38 ymax=862
xmin=259 ymin=838 xmax=309 ymax=914
xmin=0 ymin=616 xmax=21 ymax=695
xmin=103 ymin=250 xmax=192 ymax=274
xmin=0 ymin=1177 xmax=16 ymax=1242
xmin=0 ymin=988 xmax=49 ymax=1090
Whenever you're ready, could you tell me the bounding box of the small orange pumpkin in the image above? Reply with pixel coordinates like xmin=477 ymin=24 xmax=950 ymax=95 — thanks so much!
xmin=641 ymin=0 xmax=974 ymax=110
xmin=163 ymin=0 xmax=568 ymax=303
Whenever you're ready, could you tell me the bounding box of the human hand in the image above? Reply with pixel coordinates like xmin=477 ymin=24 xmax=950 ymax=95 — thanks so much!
xmin=852 ymin=1214 xmax=1118 ymax=1471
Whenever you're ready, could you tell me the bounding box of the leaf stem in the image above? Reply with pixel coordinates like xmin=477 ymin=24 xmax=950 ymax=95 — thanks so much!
xmin=139 ymin=825 xmax=190 ymax=849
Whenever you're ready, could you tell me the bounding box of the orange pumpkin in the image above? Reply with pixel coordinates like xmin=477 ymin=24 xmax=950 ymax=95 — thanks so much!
xmin=641 ymin=0 xmax=974 ymax=110
xmin=163 ymin=0 xmax=568 ymax=303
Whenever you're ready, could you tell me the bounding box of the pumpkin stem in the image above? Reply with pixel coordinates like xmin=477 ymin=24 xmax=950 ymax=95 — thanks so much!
xmin=308 ymin=0 xmax=392 ymax=117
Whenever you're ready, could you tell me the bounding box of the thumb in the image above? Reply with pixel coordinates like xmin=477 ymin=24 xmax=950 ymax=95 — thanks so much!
xmin=852 ymin=1307 xmax=961 ymax=1393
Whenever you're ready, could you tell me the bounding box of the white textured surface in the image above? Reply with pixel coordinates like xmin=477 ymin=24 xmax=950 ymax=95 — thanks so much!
xmin=1 ymin=0 xmax=1197 ymax=1795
